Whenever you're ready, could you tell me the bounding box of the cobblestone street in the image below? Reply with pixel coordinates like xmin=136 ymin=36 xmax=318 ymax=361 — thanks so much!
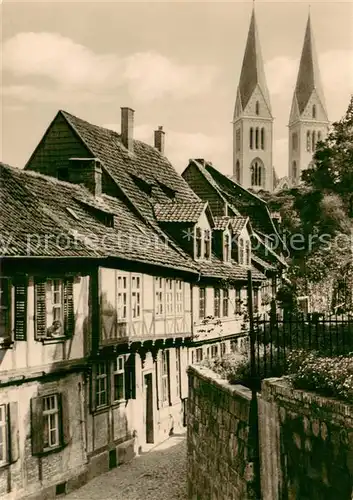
xmin=65 ymin=433 xmax=187 ymax=500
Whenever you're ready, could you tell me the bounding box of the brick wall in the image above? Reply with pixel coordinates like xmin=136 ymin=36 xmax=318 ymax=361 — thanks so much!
xmin=187 ymin=365 xmax=257 ymax=500
xmin=259 ymin=378 xmax=353 ymax=500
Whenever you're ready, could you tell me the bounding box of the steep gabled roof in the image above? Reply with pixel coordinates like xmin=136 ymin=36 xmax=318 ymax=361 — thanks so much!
xmin=50 ymin=111 xmax=200 ymax=230
xmin=237 ymin=8 xmax=272 ymax=112
xmin=293 ymin=14 xmax=328 ymax=117
xmin=0 ymin=163 xmax=198 ymax=273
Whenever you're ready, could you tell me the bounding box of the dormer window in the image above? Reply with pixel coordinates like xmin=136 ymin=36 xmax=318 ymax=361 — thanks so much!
xmin=245 ymin=240 xmax=251 ymax=266
xmin=204 ymin=230 xmax=211 ymax=260
xmin=238 ymin=238 xmax=244 ymax=265
xmin=224 ymin=233 xmax=230 ymax=262
xmin=195 ymin=227 xmax=202 ymax=259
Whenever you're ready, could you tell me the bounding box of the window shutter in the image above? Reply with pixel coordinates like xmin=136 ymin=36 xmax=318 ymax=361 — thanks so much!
xmin=31 ymin=397 xmax=44 ymax=455
xmin=90 ymin=365 xmax=97 ymax=413
xmin=63 ymin=278 xmax=75 ymax=337
xmin=35 ymin=280 xmax=47 ymax=339
xmin=125 ymin=354 xmax=136 ymax=400
xmin=167 ymin=351 xmax=172 ymax=406
xmin=155 ymin=353 xmax=161 ymax=410
xmin=180 ymin=349 xmax=188 ymax=400
xmin=59 ymin=392 xmax=71 ymax=446
xmin=8 ymin=402 xmax=19 ymax=463
xmin=14 ymin=278 xmax=28 ymax=341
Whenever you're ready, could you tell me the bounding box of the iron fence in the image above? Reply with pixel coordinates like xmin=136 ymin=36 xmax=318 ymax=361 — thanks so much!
xmin=252 ymin=312 xmax=353 ymax=379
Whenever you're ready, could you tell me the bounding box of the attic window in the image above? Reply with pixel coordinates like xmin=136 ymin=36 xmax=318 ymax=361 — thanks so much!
xmin=57 ymin=167 xmax=69 ymax=182
xmin=157 ymin=181 xmax=176 ymax=199
xmin=66 ymin=207 xmax=80 ymax=220
xmin=131 ymin=174 xmax=152 ymax=196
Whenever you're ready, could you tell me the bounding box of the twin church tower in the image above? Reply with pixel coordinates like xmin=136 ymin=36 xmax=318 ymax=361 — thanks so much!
xmin=232 ymin=8 xmax=329 ymax=192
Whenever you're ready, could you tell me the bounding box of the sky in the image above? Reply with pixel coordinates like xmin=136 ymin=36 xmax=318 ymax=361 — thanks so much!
xmin=1 ymin=1 xmax=353 ymax=180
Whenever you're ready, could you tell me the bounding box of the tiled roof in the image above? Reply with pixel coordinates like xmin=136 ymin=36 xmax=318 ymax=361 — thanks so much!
xmin=213 ymin=216 xmax=232 ymax=231
xmin=230 ymin=217 xmax=248 ymax=235
xmin=199 ymin=258 xmax=265 ymax=282
xmin=154 ymin=201 xmax=206 ymax=223
xmin=60 ymin=111 xmax=200 ymax=231
xmin=0 ymin=163 xmax=199 ymax=273
xmin=252 ymin=254 xmax=276 ymax=272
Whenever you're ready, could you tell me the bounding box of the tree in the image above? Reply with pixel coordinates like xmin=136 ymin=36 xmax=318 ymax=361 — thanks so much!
xmin=302 ymin=95 xmax=353 ymax=214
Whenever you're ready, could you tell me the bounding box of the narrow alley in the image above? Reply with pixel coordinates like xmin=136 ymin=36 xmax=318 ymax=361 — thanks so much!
xmin=65 ymin=434 xmax=187 ymax=500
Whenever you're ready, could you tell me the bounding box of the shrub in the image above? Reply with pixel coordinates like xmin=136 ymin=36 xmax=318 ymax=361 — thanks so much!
xmin=287 ymin=349 xmax=353 ymax=402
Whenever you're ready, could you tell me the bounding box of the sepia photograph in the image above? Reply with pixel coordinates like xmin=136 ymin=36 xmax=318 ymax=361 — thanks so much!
xmin=1 ymin=0 xmax=353 ymax=498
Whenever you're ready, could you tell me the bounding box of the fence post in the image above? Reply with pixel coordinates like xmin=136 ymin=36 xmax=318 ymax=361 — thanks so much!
xmin=247 ymin=270 xmax=261 ymax=499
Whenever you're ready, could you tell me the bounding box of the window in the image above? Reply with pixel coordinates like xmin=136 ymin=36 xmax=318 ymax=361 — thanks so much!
xmin=261 ymin=128 xmax=265 ymax=150
xmin=312 ymin=131 xmax=316 ymax=152
xmin=31 ymin=393 xmax=68 ymax=456
xmin=199 ymin=288 xmax=206 ymax=319
xmin=235 ymin=289 xmax=242 ymax=314
xmin=306 ymin=131 xmax=311 ymax=152
xmin=0 ymin=405 xmax=8 ymax=466
xmin=195 ymin=227 xmax=202 ymax=259
xmin=112 ymin=356 xmax=125 ymax=402
xmin=253 ymin=289 xmax=259 ymax=314
xmin=161 ymin=351 xmax=170 ymax=405
xmin=196 ymin=348 xmax=203 ymax=363
xmin=236 ymin=129 xmax=241 ymax=152
xmin=35 ymin=278 xmax=74 ymax=340
xmin=292 ymin=132 xmax=298 ymax=151
xmin=131 ymin=276 xmax=141 ymax=319
xmin=222 ymin=289 xmax=229 ymax=317
xmin=155 ymin=278 xmax=164 ymax=316
xmin=312 ymin=104 xmax=316 ymax=119
xmin=214 ymin=288 xmax=221 ymax=318
xmin=224 ymin=233 xmax=230 ymax=262
xmin=57 ymin=167 xmax=69 ymax=181
xmin=220 ymin=343 xmax=226 ymax=356
xmin=245 ymin=240 xmax=251 ymax=266
xmin=238 ymin=238 xmax=244 ymax=265
xmin=117 ymin=275 xmax=127 ymax=321
xmin=251 ymin=160 xmax=264 ymax=187
xmin=255 ymin=128 xmax=259 ymax=149
xmin=175 ymin=348 xmax=181 ymax=398
xmin=204 ymin=230 xmax=211 ymax=260
xmin=0 ymin=278 xmax=10 ymax=339
xmin=292 ymin=161 xmax=297 ymax=180
xmin=166 ymin=279 xmax=174 ymax=315
xmin=318 ymin=131 xmax=322 ymax=142
xmin=95 ymin=362 xmax=108 ymax=408
xmin=176 ymin=280 xmax=184 ymax=314
xmin=249 ymin=128 xmax=254 ymax=149
xmin=211 ymin=345 xmax=218 ymax=358
xmin=43 ymin=395 xmax=60 ymax=450
xmin=235 ymin=160 xmax=241 ymax=183
xmin=255 ymin=101 xmax=260 ymax=115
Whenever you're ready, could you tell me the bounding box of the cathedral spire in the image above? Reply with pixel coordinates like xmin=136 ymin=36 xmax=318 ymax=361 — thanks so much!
xmin=294 ymin=12 xmax=328 ymax=117
xmin=237 ymin=7 xmax=272 ymax=114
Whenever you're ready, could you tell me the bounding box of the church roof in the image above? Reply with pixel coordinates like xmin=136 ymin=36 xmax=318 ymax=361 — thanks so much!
xmin=294 ymin=14 xmax=328 ymax=116
xmin=237 ymin=8 xmax=271 ymax=112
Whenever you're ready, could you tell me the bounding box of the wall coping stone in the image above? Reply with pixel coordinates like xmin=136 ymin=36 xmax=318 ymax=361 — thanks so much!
xmin=262 ymin=377 xmax=353 ymax=421
xmin=188 ymin=365 xmax=252 ymax=402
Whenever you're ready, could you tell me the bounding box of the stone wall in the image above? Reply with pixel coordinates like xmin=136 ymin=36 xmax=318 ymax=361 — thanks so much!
xmin=188 ymin=368 xmax=353 ymax=500
xmin=259 ymin=378 xmax=353 ymax=500
xmin=187 ymin=365 xmax=257 ymax=500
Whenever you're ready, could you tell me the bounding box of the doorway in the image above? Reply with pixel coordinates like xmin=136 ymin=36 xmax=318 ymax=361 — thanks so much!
xmin=144 ymin=373 xmax=154 ymax=444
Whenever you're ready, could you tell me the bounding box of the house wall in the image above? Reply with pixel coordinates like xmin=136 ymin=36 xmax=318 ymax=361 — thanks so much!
xmin=0 ymin=372 xmax=87 ymax=500
xmin=25 ymin=113 xmax=91 ymax=176
xmin=0 ymin=275 xmax=89 ymax=375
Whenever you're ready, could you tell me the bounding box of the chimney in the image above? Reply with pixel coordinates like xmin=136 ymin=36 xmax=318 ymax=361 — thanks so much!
xmin=68 ymin=158 xmax=102 ymax=197
xmin=154 ymin=126 xmax=165 ymax=155
xmin=121 ymin=107 xmax=134 ymax=152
